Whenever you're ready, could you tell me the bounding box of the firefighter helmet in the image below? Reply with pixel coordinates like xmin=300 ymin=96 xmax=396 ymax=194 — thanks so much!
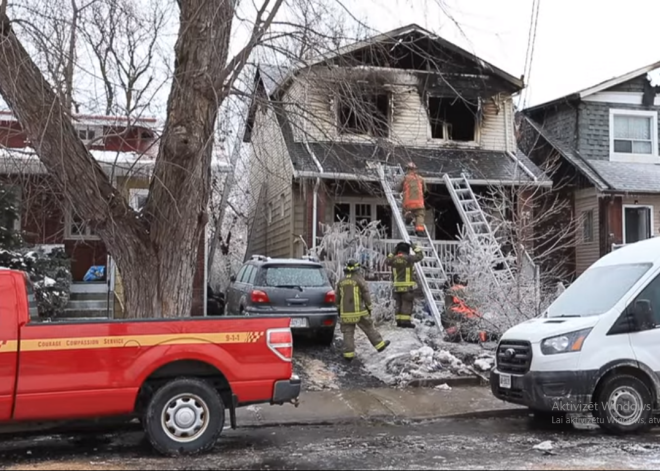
xmin=406 ymin=162 xmax=417 ymax=170
xmin=345 ymin=258 xmax=360 ymax=272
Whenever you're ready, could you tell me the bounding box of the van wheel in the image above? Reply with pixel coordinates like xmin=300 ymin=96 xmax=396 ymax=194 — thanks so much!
xmin=595 ymin=374 xmax=653 ymax=435
xmin=144 ymin=378 xmax=225 ymax=456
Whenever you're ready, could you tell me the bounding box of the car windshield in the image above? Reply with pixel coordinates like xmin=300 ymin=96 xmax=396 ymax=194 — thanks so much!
xmin=546 ymin=263 xmax=652 ymax=318
xmin=263 ymin=265 xmax=329 ymax=288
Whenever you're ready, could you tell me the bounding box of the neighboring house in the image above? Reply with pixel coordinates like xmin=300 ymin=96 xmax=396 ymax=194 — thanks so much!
xmin=0 ymin=111 xmax=221 ymax=317
xmin=243 ymin=24 xmax=550 ymax=277
xmin=519 ymin=60 xmax=660 ymax=276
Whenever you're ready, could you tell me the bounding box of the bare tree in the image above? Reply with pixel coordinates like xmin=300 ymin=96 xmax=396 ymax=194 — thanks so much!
xmin=0 ymin=0 xmax=285 ymax=318
xmin=79 ymin=0 xmax=167 ymax=116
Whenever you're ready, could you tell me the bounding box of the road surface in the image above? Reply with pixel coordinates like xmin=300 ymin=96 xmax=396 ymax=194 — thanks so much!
xmin=3 ymin=416 xmax=660 ymax=470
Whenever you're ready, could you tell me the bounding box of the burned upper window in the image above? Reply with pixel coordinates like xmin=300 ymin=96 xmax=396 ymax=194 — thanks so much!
xmin=336 ymin=91 xmax=390 ymax=138
xmin=427 ymin=96 xmax=477 ymax=142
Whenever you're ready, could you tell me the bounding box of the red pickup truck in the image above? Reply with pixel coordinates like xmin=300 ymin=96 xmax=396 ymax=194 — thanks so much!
xmin=0 ymin=268 xmax=301 ymax=455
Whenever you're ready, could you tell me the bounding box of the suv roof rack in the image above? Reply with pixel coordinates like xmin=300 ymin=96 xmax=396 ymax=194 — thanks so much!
xmin=250 ymin=254 xmax=270 ymax=261
xmin=301 ymin=255 xmax=319 ymax=262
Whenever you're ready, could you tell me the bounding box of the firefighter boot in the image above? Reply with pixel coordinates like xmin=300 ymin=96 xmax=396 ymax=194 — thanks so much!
xmin=376 ymin=339 xmax=391 ymax=353
xmin=415 ymin=226 xmax=426 ymax=237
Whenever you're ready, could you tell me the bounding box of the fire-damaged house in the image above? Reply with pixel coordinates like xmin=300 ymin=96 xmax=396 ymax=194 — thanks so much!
xmin=519 ymin=60 xmax=660 ymax=276
xmin=243 ymin=24 xmax=550 ymax=278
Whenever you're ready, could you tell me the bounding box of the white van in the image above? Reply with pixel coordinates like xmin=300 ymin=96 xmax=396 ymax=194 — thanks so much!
xmin=491 ymin=236 xmax=660 ymax=434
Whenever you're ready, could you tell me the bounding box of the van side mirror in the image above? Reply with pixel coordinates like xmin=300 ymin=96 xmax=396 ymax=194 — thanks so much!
xmin=230 ymin=275 xmax=236 ymax=283
xmin=627 ymin=299 xmax=655 ymax=331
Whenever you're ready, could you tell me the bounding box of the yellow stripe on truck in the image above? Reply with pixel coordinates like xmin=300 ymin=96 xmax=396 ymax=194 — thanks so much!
xmin=0 ymin=331 xmax=265 ymax=353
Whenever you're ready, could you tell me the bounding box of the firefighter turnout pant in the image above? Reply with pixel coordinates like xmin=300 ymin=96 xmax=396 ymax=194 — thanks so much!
xmin=341 ymin=315 xmax=388 ymax=360
xmin=394 ymin=290 xmax=416 ymax=327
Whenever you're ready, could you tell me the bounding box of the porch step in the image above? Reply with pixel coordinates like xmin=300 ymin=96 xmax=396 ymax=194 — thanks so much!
xmin=58 ymin=310 xmax=111 ymax=319
xmin=66 ymin=299 xmax=112 ymax=311
xmin=70 ymin=282 xmax=109 ymax=294
xmin=68 ymin=291 xmax=111 ymax=301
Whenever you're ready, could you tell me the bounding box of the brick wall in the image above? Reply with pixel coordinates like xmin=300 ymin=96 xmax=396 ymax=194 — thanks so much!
xmin=577 ymin=102 xmax=660 ymax=160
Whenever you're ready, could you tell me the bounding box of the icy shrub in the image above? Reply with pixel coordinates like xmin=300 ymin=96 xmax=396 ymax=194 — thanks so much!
xmin=0 ymin=186 xmax=72 ymax=316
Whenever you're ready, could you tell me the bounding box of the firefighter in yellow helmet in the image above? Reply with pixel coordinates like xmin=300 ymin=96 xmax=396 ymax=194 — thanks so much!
xmin=335 ymin=259 xmax=390 ymax=361
xmin=385 ymin=242 xmax=424 ymax=328
xmin=398 ymin=162 xmax=427 ymax=237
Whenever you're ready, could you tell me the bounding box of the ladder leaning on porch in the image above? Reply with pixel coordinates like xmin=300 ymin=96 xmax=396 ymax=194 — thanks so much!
xmin=443 ymin=174 xmax=515 ymax=285
xmin=376 ymin=164 xmax=447 ymax=329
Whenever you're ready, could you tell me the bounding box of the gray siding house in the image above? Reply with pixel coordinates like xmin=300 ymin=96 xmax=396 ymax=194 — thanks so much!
xmin=520 ymin=61 xmax=660 ymax=275
xmin=243 ymin=24 xmax=550 ymax=277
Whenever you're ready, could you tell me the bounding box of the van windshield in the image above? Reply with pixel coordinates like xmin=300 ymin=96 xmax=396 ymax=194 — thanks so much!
xmin=546 ymin=263 xmax=652 ymax=318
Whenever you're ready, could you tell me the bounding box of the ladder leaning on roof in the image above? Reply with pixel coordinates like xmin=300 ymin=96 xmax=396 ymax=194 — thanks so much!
xmin=376 ymin=164 xmax=447 ymax=329
xmin=443 ymin=173 xmax=515 ymax=286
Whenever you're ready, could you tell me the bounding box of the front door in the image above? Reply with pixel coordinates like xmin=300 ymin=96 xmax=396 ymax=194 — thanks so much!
xmin=623 ymin=206 xmax=653 ymax=244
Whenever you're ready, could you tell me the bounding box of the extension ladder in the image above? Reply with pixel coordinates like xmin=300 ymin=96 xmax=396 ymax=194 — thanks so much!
xmin=377 ymin=164 xmax=447 ymax=328
xmin=443 ymin=174 xmax=514 ymax=285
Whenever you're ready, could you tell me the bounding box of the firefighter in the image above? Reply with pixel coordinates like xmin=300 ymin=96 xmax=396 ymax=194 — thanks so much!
xmin=385 ymin=241 xmax=424 ymax=328
xmin=399 ymin=162 xmax=427 ymax=237
xmin=442 ymin=277 xmax=486 ymax=343
xmin=335 ymin=259 xmax=390 ymax=361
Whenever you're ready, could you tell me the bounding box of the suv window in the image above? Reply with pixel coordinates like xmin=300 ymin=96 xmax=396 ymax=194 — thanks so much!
xmin=240 ymin=265 xmax=254 ymax=283
xmin=25 ymin=275 xmax=40 ymax=320
xmin=261 ymin=265 xmax=329 ymax=288
xmin=247 ymin=265 xmax=258 ymax=284
xmin=235 ymin=265 xmax=248 ymax=283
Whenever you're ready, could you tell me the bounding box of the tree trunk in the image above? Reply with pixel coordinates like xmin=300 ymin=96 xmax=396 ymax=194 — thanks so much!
xmin=0 ymin=0 xmax=236 ymax=318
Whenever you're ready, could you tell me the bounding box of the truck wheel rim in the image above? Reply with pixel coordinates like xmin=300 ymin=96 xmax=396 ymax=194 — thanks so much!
xmin=161 ymin=393 xmax=210 ymax=443
xmin=608 ymin=386 xmax=644 ymax=425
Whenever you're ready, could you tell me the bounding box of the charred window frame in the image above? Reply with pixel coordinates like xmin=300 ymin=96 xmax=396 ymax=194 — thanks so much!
xmin=336 ymin=89 xmax=391 ymax=138
xmin=427 ymin=96 xmax=478 ymax=142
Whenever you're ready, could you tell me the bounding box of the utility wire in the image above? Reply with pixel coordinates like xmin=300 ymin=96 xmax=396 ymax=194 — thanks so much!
xmin=520 ymin=0 xmax=541 ymax=109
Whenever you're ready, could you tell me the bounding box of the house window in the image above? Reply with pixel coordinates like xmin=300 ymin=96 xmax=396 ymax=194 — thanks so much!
xmin=610 ymin=109 xmax=658 ymax=162
xmin=623 ymin=205 xmax=653 ymax=244
xmin=280 ymin=193 xmax=286 ymax=218
xmin=337 ymin=91 xmax=390 ymax=138
xmin=129 ymin=188 xmax=148 ymax=212
xmin=76 ymin=125 xmax=104 ymax=145
xmin=582 ymin=209 xmax=594 ymax=243
xmin=332 ymin=201 xmax=392 ymax=237
xmin=66 ymin=207 xmax=99 ymax=240
xmin=428 ymin=96 xmax=477 ymax=141
xmin=267 ymin=202 xmax=273 ymax=224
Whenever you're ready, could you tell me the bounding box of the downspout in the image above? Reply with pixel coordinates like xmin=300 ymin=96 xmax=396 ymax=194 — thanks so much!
xmin=504 ymin=95 xmax=537 ymax=182
xmin=302 ymin=79 xmax=324 ymax=250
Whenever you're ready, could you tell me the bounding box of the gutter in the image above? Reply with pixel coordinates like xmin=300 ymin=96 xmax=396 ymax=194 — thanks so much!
xmin=294 ymin=170 xmax=551 ymax=187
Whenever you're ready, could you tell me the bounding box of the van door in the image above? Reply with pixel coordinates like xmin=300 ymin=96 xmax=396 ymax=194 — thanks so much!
xmin=626 ymin=272 xmax=660 ymax=375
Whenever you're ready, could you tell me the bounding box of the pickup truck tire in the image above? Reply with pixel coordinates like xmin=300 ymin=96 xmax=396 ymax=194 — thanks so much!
xmin=595 ymin=374 xmax=653 ymax=435
xmin=144 ymin=378 xmax=225 ymax=456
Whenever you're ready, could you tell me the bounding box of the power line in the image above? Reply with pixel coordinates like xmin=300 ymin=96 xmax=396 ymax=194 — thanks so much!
xmin=520 ymin=0 xmax=540 ymax=109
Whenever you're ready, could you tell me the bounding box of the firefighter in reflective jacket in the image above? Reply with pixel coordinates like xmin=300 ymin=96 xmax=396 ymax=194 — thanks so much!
xmin=335 ymin=259 xmax=391 ymax=361
xmin=398 ymin=162 xmax=427 ymax=237
xmin=385 ymin=242 xmax=424 ymax=328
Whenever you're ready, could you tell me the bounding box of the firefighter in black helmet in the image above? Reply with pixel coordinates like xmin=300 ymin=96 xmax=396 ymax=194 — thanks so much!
xmin=385 ymin=241 xmax=424 ymax=328
xmin=335 ymin=259 xmax=390 ymax=361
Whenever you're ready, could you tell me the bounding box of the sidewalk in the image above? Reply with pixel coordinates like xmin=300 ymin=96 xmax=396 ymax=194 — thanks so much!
xmin=237 ymin=385 xmax=526 ymax=427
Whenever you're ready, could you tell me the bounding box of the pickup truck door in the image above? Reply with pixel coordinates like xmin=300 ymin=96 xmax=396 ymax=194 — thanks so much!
xmin=0 ymin=273 xmax=22 ymax=420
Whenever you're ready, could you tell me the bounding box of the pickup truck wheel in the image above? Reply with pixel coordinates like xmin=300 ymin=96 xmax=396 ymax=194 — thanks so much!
xmin=595 ymin=374 xmax=653 ymax=435
xmin=144 ymin=378 xmax=224 ymax=456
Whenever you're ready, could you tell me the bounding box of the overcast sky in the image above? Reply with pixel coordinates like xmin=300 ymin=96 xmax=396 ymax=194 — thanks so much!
xmin=336 ymin=0 xmax=660 ymax=108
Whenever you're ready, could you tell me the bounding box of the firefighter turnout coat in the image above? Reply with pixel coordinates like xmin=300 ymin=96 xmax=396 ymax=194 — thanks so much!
xmin=385 ymin=246 xmax=424 ymax=292
xmin=336 ymin=273 xmax=372 ymax=324
xmin=401 ymin=172 xmax=427 ymax=210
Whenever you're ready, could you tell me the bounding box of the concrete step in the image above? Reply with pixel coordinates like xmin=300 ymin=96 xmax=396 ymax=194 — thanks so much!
xmin=69 ymin=291 xmax=112 ymax=301
xmin=70 ymin=282 xmax=109 ymax=294
xmin=65 ymin=300 xmax=111 ymax=311
xmin=60 ymin=309 xmax=111 ymax=319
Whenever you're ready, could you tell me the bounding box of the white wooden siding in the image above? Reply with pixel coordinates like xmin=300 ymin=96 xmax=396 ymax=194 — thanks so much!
xmin=574 ymin=188 xmax=600 ymax=274
xmin=287 ymin=67 xmax=513 ymax=152
xmin=246 ymin=101 xmax=295 ymax=258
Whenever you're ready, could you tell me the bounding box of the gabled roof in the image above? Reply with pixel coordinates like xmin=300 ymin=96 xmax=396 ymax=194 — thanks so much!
xmin=525 ymin=59 xmax=660 ymax=113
